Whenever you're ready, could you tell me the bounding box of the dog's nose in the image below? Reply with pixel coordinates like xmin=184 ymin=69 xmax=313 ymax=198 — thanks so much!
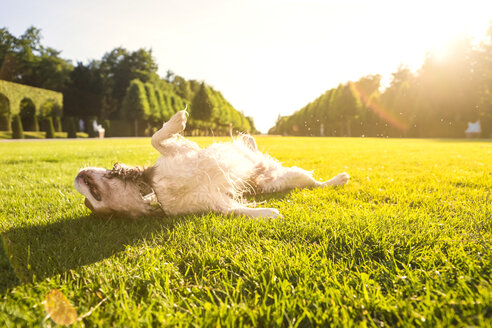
xmin=76 ymin=170 xmax=88 ymax=180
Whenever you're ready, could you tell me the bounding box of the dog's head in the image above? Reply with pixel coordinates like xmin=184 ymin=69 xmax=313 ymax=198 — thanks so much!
xmin=74 ymin=163 xmax=162 ymax=218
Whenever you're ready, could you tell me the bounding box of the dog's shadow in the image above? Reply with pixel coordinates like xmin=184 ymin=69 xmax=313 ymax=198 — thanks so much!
xmin=1 ymin=214 xmax=179 ymax=294
xmin=0 ymin=192 xmax=294 ymax=294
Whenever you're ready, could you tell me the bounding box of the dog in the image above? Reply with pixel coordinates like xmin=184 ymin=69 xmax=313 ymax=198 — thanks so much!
xmin=74 ymin=110 xmax=349 ymax=219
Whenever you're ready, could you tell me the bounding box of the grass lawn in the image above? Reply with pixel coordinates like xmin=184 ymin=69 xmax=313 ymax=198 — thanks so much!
xmin=0 ymin=137 xmax=490 ymax=327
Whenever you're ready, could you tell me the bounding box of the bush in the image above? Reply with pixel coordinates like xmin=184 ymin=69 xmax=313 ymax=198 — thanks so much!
xmin=54 ymin=116 xmax=62 ymax=132
xmin=11 ymin=115 xmax=24 ymax=139
xmin=109 ymin=120 xmax=132 ymax=137
xmin=84 ymin=118 xmax=96 ymax=137
xmin=0 ymin=114 xmax=10 ymax=131
xmin=65 ymin=117 xmax=77 ymax=138
xmin=43 ymin=117 xmax=56 ymax=138
xmin=102 ymin=120 xmax=111 ymax=138
xmin=33 ymin=116 xmax=39 ymax=132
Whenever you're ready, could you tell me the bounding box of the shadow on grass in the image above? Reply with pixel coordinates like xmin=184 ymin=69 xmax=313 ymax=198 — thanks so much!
xmin=0 ymin=236 xmax=20 ymax=294
xmin=1 ymin=214 xmax=179 ymax=294
xmin=247 ymin=191 xmax=293 ymax=203
xmin=0 ymin=192 xmax=294 ymax=294
xmin=429 ymin=138 xmax=492 ymax=143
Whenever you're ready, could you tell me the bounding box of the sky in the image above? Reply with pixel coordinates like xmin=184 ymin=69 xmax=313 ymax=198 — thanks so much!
xmin=2 ymin=0 xmax=492 ymax=132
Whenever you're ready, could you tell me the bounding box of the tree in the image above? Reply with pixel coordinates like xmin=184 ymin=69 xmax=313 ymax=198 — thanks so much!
xmin=0 ymin=94 xmax=9 ymax=131
xmin=0 ymin=27 xmax=72 ymax=91
xmin=144 ymin=83 xmax=160 ymax=121
xmin=154 ymin=88 xmax=167 ymax=121
xmin=165 ymin=70 xmax=175 ymax=82
xmin=99 ymin=47 xmax=159 ymax=119
xmin=191 ymin=83 xmax=213 ymax=121
xmin=122 ymin=79 xmax=150 ymax=136
xmin=65 ymin=117 xmax=77 ymax=138
xmin=11 ymin=115 xmax=24 ymax=139
xmin=173 ymin=75 xmax=192 ymax=101
xmin=52 ymin=103 xmax=63 ymax=132
xmin=42 ymin=116 xmax=55 ymax=138
xmin=64 ymin=61 xmax=103 ymax=117
xmin=246 ymin=116 xmax=258 ymax=134
xmin=1 ymin=26 xmax=252 ymax=137
xmin=0 ymin=28 xmax=17 ymax=80
xmin=476 ymin=22 xmax=492 ymax=136
xmin=36 ymin=47 xmax=73 ymax=91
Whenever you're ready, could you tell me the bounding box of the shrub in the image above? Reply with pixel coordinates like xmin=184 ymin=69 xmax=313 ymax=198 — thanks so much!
xmin=54 ymin=116 xmax=62 ymax=132
xmin=84 ymin=118 xmax=96 ymax=137
xmin=0 ymin=114 xmax=10 ymax=131
xmin=11 ymin=115 xmax=24 ymax=139
xmin=33 ymin=116 xmax=39 ymax=132
xmin=43 ymin=117 xmax=55 ymax=138
xmin=109 ymin=120 xmax=132 ymax=137
xmin=65 ymin=117 xmax=77 ymax=138
xmin=102 ymin=120 xmax=111 ymax=138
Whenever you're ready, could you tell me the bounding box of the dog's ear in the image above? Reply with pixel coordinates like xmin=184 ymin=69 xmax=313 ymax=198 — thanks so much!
xmin=141 ymin=165 xmax=156 ymax=185
xmin=108 ymin=163 xmax=145 ymax=181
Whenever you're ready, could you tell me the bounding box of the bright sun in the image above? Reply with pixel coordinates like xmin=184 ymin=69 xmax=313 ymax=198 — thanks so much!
xmin=400 ymin=1 xmax=492 ymax=64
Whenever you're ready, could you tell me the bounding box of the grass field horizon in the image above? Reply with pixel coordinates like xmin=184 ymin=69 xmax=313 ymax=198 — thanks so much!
xmin=0 ymin=137 xmax=490 ymax=326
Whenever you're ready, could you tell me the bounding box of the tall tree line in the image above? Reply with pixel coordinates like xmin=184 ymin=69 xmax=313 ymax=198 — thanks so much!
xmin=270 ymin=25 xmax=492 ymax=138
xmin=0 ymin=26 xmax=255 ymax=136
xmin=0 ymin=26 xmax=72 ymax=91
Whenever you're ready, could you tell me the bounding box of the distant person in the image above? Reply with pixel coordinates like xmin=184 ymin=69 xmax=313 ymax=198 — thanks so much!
xmin=93 ymin=120 xmax=105 ymax=138
xmin=465 ymin=120 xmax=481 ymax=138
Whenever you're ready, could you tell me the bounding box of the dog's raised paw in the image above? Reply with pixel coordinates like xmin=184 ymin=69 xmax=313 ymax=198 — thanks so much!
xmin=166 ymin=110 xmax=187 ymax=133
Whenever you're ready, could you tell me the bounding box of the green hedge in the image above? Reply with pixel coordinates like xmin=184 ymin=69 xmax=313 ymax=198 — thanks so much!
xmin=42 ymin=117 xmax=55 ymax=138
xmin=64 ymin=117 xmax=77 ymax=138
xmin=109 ymin=120 xmax=133 ymax=137
xmin=0 ymin=114 xmax=10 ymax=131
xmin=11 ymin=115 xmax=24 ymax=139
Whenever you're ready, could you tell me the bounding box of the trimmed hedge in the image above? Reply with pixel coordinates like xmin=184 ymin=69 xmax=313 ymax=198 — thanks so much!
xmin=0 ymin=114 xmax=10 ymax=131
xmin=42 ymin=117 xmax=55 ymax=138
xmin=65 ymin=117 xmax=77 ymax=138
xmin=102 ymin=120 xmax=111 ymax=138
xmin=108 ymin=120 xmax=132 ymax=137
xmin=11 ymin=115 xmax=24 ymax=139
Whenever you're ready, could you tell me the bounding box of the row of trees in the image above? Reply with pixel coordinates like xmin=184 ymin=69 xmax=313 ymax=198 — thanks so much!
xmin=120 ymin=75 xmax=254 ymax=136
xmin=0 ymin=27 xmax=72 ymax=92
xmin=270 ymin=25 xmax=492 ymax=138
xmin=0 ymin=26 xmax=256 ymax=137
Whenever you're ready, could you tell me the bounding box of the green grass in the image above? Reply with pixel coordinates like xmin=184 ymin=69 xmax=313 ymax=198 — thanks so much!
xmin=0 ymin=137 xmax=490 ymax=327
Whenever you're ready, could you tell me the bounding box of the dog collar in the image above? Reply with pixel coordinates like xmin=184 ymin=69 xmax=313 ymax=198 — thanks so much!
xmin=140 ymin=187 xmax=163 ymax=210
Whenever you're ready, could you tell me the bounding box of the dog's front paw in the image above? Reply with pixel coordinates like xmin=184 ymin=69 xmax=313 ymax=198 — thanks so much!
xmin=165 ymin=110 xmax=187 ymax=134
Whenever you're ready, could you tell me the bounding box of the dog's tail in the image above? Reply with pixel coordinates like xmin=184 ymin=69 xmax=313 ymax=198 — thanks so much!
xmin=236 ymin=133 xmax=258 ymax=151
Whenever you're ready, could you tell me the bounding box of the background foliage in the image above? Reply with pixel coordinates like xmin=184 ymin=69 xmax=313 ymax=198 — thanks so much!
xmin=0 ymin=80 xmax=63 ymax=133
xmin=0 ymin=26 xmax=255 ymax=137
xmin=270 ymin=25 xmax=492 ymax=138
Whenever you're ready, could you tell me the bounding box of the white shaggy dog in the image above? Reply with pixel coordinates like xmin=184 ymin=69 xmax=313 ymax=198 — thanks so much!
xmin=74 ymin=110 xmax=349 ymax=219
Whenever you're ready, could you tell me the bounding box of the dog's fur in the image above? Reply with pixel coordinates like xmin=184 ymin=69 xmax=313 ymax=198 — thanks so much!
xmin=74 ymin=110 xmax=349 ymax=218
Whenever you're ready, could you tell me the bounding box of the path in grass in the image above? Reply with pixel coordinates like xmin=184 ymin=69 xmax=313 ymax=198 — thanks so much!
xmin=0 ymin=137 xmax=491 ymax=326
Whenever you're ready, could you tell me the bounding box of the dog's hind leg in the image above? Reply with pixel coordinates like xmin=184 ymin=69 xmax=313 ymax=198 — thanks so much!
xmin=151 ymin=110 xmax=200 ymax=156
xmin=258 ymin=166 xmax=349 ymax=193
xmin=320 ymin=172 xmax=350 ymax=187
